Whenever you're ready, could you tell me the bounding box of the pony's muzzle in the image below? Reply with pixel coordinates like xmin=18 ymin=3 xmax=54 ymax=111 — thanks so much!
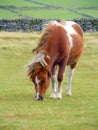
xmin=35 ymin=95 xmax=44 ymax=101
xmin=38 ymin=95 xmax=44 ymax=100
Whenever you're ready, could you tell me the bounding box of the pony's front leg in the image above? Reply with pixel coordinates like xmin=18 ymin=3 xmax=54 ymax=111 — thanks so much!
xmin=50 ymin=72 xmax=63 ymax=99
xmin=50 ymin=66 xmax=57 ymax=98
xmin=56 ymin=63 xmax=67 ymax=99
xmin=50 ymin=75 xmax=57 ymax=98
xmin=56 ymin=81 xmax=62 ymax=99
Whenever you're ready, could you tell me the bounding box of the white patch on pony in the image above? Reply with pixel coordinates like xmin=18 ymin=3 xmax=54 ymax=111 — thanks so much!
xmin=46 ymin=55 xmax=51 ymax=59
xmin=50 ymin=21 xmax=58 ymax=25
xmin=42 ymin=21 xmax=58 ymax=32
xmin=35 ymin=92 xmax=40 ymax=100
xmin=67 ymin=33 xmax=73 ymax=49
xmin=64 ymin=21 xmax=77 ymax=35
xmin=64 ymin=21 xmax=77 ymax=49
xmin=35 ymin=76 xmax=41 ymax=100
xmin=49 ymin=21 xmax=77 ymax=49
xmin=35 ymin=75 xmax=41 ymax=86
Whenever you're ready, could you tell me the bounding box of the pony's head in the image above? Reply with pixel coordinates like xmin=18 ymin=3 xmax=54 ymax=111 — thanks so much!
xmin=26 ymin=52 xmax=51 ymax=100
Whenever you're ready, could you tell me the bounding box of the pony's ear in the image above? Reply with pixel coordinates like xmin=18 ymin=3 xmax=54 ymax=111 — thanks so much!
xmin=41 ymin=53 xmax=51 ymax=77
xmin=32 ymin=49 xmax=39 ymax=54
xmin=28 ymin=64 xmax=42 ymax=81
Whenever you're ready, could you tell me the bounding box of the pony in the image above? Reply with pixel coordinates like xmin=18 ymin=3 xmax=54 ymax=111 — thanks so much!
xmin=26 ymin=21 xmax=84 ymax=100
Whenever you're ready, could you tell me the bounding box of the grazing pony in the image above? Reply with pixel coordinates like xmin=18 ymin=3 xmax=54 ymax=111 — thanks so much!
xmin=26 ymin=21 xmax=84 ymax=100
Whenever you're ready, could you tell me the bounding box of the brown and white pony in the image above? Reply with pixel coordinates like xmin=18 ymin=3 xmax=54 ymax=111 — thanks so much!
xmin=26 ymin=21 xmax=84 ymax=100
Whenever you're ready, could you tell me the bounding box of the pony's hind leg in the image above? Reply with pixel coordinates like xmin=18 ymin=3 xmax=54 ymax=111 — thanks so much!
xmin=66 ymin=63 xmax=77 ymax=96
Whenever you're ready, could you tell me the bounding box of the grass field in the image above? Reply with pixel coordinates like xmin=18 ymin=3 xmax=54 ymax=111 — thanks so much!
xmin=0 ymin=0 xmax=98 ymax=19
xmin=0 ymin=32 xmax=98 ymax=130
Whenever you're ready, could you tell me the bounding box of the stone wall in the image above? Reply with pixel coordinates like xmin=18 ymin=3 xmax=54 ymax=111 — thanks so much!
xmin=0 ymin=18 xmax=98 ymax=32
xmin=74 ymin=18 xmax=98 ymax=32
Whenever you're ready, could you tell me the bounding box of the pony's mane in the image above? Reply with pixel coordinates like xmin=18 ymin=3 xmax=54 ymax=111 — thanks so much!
xmin=26 ymin=52 xmax=48 ymax=76
xmin=33 ymin=21 xmax=57 ymax=52
xmin=26 ymin=21 xmax=59 ymax=77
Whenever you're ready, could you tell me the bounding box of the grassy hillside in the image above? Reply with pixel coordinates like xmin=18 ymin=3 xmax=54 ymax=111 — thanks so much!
xmin=0 ymin=32 xmax=98 ymax=130
xmin=0 ymin=0 xmax=98 ymax=19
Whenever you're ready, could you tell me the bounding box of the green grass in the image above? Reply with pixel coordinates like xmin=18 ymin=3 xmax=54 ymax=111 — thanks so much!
xmin=37 ymin=0 xmax=98 ymax=8
xmin=0 ymin=0 xmax=40 ymax=7
xmin=0 ymin=32 xmax=98 ymax=130
xmin=0 ymin=0 xmax=98 ymax=19
xmin=0 ymin=8 xmax=17 ymax=19
xmin=78 ymin=9 xmax=98 ymax=18
xmin=22 ymin=9 xmax=83 ymax=19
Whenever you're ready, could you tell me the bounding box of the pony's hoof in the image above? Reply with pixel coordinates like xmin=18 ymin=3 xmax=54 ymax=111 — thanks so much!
xmin=57 ymin=92 xmax=62 ymax=99
xmin=66 ymin=92 xmax=72 ymax=96
xmin=50 ymin=93 xmax=57 ymax=99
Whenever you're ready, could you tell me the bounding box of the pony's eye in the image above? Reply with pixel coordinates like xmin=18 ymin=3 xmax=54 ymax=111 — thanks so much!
xmin=42 ymin=80 xmax=46 ymax=83
xmin=32 ymin=70 xmax=35 ymax=73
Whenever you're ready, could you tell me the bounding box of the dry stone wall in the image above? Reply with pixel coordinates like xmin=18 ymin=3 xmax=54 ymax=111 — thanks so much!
xmin=0 ymin=18 xmax=98 ymax=32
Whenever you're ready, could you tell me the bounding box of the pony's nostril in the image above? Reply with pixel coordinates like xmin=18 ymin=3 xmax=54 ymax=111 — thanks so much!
xmin=35 ymin=94 xmax=44 ymax=101
xmin=38 ymin=95 xmax=43 ymax=100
